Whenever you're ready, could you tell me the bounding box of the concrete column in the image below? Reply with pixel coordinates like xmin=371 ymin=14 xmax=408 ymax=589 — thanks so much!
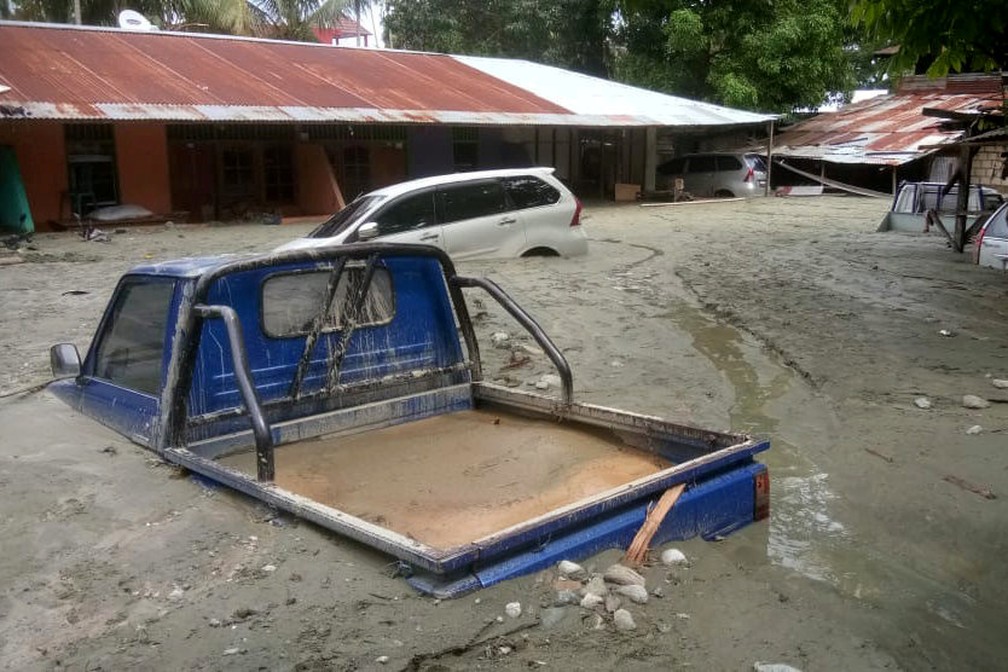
xmin=644 ymin=126 xmax=658 ymax=193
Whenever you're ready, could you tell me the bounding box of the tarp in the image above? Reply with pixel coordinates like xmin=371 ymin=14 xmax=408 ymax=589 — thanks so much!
xmin=0 ymin=146 xmax=34 ymax=233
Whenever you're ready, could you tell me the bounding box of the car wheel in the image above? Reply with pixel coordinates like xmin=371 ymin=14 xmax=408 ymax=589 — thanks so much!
xmin=714 ymin=189 xmax=735 ymax=198
xmin=521 ymin=247 xmax=560 ymax=257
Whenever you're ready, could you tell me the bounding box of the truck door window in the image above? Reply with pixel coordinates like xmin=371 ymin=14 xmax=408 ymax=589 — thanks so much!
xmin=372 ymin=191 xmax=436 ymax=235
xmin=437 ymin=181 xmax=508 ymax=224
xmin=262 ymin=266 xmax=394 ymax=337
xmin=92 ymin=279 xmax=174 ymax=395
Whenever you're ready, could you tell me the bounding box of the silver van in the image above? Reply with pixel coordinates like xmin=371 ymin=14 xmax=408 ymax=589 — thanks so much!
xmin=656 ymin=152 xmax=768 ymax=198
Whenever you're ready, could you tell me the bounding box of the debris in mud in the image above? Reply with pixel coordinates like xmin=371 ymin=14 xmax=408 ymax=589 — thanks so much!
xmin=660 ymin=548 xmax=688 ymax=566
xmin=938 ymin=329 xmax=955 ymax=337
xmin=505 ymin=602 xmax=522 ymax=618
xmin=942 ymin=474 xmax=996 ymax=500
xmin=491 ymin=332 xmax=510 ymax=348
xmin=375 ymin=655 xmax=390 ymax=664
xmin=992 ymin=379 xmax=1008 ymax=389
xmin=914 ymin=397 xmax=932 ymax=409
xmin=99 ymin=445 xmax=118 ymax=456
xmin=501 ymin=351 xmax=531 ymax=370
xmin=261 ymin=564 xmax=277 ymax=573
xmin=962 ymin=395 xmax=990 ymax=409
xmin=864 ymin=447 xmax=894 ymax=464
xmin=966 ymin=425 xmax=983 ymax=435
xmin=753 ymin=663 xmax=803 ymax=672
xmin=613 ymin=608 xmax=636 ymax=631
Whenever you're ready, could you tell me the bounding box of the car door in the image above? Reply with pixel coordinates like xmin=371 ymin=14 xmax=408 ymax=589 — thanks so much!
xmin=365 ymin=189 xmax=442 ymax=248
xmin=437 ymin=180 xmax=523 ymax=260
xmin=685 ymin=155 xmax=717 ymax=197
xmin=977 ymin=204 xmax=1008 ymax=271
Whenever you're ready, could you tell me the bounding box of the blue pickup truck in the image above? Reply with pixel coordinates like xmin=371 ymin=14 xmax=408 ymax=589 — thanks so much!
xmin=48 ymin=243 xmax=770 ymax=597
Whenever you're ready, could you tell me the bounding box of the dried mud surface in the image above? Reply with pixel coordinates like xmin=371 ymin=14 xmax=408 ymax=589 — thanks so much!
xmin=2 ymin=196 xmax=1007 ymax=671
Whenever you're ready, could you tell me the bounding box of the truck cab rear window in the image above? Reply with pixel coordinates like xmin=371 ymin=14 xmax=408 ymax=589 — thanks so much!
xmin=92 ymin=278 xmax=174 ymax=395
xmin=262 ymin=266 xmax=394 ymax=337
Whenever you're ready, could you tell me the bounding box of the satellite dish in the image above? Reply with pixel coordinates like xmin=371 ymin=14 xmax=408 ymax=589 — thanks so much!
xmin=118 ymin=9 xmax=155 ymax=31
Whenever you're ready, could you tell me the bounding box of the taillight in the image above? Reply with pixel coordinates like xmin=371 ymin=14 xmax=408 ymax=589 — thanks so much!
xmin=570 ymin=197 xmax=583 ymax=227
xmin=753 ymin=469 xmax=770 ymax=521
xmin=744 ymin=167 xmax=754 ymax=183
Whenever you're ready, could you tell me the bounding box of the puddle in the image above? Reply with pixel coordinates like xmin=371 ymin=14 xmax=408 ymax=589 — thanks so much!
xmin=657 ymin=298 xmax=852 ymax=585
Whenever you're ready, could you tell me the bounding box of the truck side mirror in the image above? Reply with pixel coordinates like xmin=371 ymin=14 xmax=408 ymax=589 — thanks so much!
xmin=50 ymin=343 xmax=81 ymax=379
xmin=357 ymin=222 xmax=380 ymax=241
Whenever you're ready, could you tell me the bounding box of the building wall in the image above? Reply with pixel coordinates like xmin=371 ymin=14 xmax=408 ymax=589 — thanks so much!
xmin=971 ymin=145 xmax=1008 ymax=190
xmin=115 ymin=123 xmax=172 ymax=214
xmin=0 ymin=121 xmax=67 ymax=228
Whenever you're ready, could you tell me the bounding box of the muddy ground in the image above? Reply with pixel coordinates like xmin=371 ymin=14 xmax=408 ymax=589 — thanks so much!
xmin=1 ymin=195 xmax=1006 ymax=671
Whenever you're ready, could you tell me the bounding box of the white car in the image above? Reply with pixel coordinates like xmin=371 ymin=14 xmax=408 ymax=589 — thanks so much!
xmin=974 ymin=201 xmax=1008 ymax=272
xmin=277 ymin=168 xmax=587 ymax=260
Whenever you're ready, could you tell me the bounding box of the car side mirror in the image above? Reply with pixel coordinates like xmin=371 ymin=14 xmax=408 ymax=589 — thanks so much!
xmin=357 ymin=222 xmax=380 ymax=241
xmin=50 ymin=343 xmax=81 ymax=379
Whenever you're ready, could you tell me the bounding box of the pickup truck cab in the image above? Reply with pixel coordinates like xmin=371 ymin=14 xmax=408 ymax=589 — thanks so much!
xmin=49 ymin=244 xmax=769 ymax=596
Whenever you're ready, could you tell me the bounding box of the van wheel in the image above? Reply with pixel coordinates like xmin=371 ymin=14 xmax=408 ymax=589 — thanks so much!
xmin=522 ymin=247 xmax=560 ymax=257
xmin=714 ymin=189 xmax=735 ymax=198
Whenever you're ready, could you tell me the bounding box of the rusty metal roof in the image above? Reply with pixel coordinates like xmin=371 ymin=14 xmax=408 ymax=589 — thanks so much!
xmin=774 ymin=74 xmax=1005 ymax=165
xmin=0 ymin=21 xmax=771 ymax=127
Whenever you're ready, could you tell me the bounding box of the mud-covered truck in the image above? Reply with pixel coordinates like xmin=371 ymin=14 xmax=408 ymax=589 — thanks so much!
xmin=48 ymin=244 xmax=770 ymax=597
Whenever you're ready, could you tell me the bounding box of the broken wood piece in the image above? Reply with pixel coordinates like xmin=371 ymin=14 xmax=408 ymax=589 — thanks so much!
xmin=865 ymin=448 xmax=894 ymax=463
xmin=624 ymin=483 xmax=686 ymax=567
xmin=942 ymin=474 xmax=996 ymax=500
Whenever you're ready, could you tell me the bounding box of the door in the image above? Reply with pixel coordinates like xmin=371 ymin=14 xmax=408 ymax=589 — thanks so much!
xmin=978 ymin=205 xmax=1008 ymax=271
xmin=437 ymin=180 xmax=522 ymax=259
xmin=169 ymin=142 xmax=216 ymax=222
xmin=366 ymin=189 xmax=443 ymax=248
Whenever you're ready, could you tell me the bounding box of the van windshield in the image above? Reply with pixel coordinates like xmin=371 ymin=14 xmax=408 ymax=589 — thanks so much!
xmin=309 ymin=196 xmax=383 ymax=239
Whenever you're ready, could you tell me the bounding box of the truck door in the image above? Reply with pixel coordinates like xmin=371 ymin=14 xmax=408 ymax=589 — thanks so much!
xmin=437 ymin=180 xmax=523 ymax=260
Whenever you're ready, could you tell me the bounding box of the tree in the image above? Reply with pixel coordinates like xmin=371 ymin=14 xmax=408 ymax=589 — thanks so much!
xmin=852 ymin=0 xmax=1008 ymax=76
xmin=382 ymin=0 xmax=614 ymax=76
xmin=613 ymin=0 xmax=861 ymax=112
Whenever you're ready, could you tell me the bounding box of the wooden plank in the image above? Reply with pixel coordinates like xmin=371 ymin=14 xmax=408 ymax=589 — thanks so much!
xmin=624 ymin=483 xmax=686 ymax=566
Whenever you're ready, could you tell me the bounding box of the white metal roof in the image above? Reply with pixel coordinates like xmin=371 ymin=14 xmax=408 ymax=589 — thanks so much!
xmin=454 ymin=55 xmax=775 ymax=128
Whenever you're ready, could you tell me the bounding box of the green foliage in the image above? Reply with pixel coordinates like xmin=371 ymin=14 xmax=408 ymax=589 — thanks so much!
xmin=852 ymin=0 xmax=1008 ymax=76
xmin=383 ymin=0 xmax=614 ymax=76
xmin=614 ymin=0 xmax=862 ymax=112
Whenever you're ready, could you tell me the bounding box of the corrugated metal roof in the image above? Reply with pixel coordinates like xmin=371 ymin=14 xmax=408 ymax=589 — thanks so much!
xmin=0 ymin=21 xmax=772 ymax=127
xmin=774 ymin=75 xmax=1004 ymax=165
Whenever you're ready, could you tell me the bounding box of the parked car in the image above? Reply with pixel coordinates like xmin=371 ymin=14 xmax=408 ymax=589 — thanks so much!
xmin=656 ymin=152 xmax=767 ymax=198
xmin=974 ymin=200 xmax=1008 ymax=272
xmin=879 ymin=181 xmax=1004 ymax=233
xmin=277 ymin=168 xmax=587 ymax=260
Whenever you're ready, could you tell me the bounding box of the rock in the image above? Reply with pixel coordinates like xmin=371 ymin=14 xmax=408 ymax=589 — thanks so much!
xmin=660 ymin=548 xmax=688 ymax=566
xmin=913 ymin=397 xmax=932 ymax=409
xmin=557 ymin=560 xmax=586 ymax=580
xmin=963 ymin=394 xmax=990 ymax=409
xmin=582 ymin=576 xmax=608 ymax=598
xmin=554 ymin=590 xmax=580 ymax=606
xmin=603 ymin=564 xmax=646 ymax=587
xmin=613 ymin=608 xmax=636 ymax=632
xmin=580 ymin=593 xmax=604 ymax=609
xmin=540 ymin=374 xmax=562 ymax=388
xmin=167 ymin=585 xmax=184 ymax=601
xmin=261 ymin=564 xmax=277 ymax=573
xmin=505 ymin=601 xmax=522 ymax=618
xmin=223 ymin=648 xmax=240 ymax=656
xmin=938 ymin=329 xmax=954 ymax=337
xmin=208 ymin=618 xmax=222 ymax=627
xmin=490 ymin=332 xmax=510 ymax=348
xmin=534 ymin=379 xmax=550 ymax=390
xmin=604 ymin=594 xmax=622 ymax=613
xmin=615 ymin=584 xmax=649 ymax=604
xmin=992 ymin=379 xmax=1008 ymax=389
xmin=753 ymin=663 xmax=803 ymax=672
xmin=652 ymin=586 xmax=664 ymax=598
xmin=375 ymin=655 xmax=389 ymax=664
xmin=966 ymin=425 xmax=983 ymax=435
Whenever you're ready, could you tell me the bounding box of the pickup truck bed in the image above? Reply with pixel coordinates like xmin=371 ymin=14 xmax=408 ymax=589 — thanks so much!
xmin=219 ymin=407 xmax=669 ymax=549
xmin=49 ymin=243 xmax=769 ymax=597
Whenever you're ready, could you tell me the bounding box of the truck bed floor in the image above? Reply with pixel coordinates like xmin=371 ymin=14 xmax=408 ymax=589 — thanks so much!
xmin=218 ymin=409 xmax=670 ymax=549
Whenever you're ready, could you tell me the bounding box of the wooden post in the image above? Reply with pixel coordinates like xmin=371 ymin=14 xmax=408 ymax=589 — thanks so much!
xmin=764 ymin=119 xmax=774 ymax=197
xmin=892 ymin=166 xmax=898 ymax=195
xmin=953 ymin=146 xmax=977 ymax=253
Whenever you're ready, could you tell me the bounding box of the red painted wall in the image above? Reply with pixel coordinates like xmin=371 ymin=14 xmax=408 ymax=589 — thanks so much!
xmin=115 ymin=124 xmax=171 ymax=215
xmin=0 ymin=121 xmax=67 ymax=229
xmin=296 ymin=143 xmax=344 ymax=216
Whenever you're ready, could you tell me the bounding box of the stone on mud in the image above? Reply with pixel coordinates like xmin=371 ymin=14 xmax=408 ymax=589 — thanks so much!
xmin=557 ymin=560 xmax=586 ymax=580
xmin=992 ymin=379 xmax=1008 ymax=389
xmin=605 ymin=594 xmax=622 ymax=613
xmin=505 ymin=601 xmax=522 ymax=618
xmin=966 ymin=425 xmax=983 ymax=435
xmin=603 ymin=564 xmax=646 ymax=587
xmin=613 ymin=608 xmax=636 ymax=631
xmin=962 ymin=395 xmax=990 ymax=409
xmin=913 ymin=397 xmax=932 ymax=409
xmin=580 ymin=593 xmax=604 ymax=609
xmin=582 ymin=576 xmax=608 ymax=598
xmin=660 ymin=548 xmax=688 ymax=566
xmin=554 ymin=589 xmax=580 ymax=606
xmin=615 ymin=584 xmax=649 ymax=604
